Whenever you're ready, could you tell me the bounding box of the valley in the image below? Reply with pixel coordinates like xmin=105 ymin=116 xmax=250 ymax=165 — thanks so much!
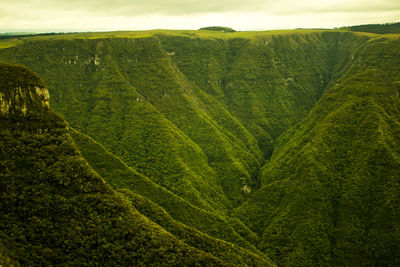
xmin=1 ymin=27 xmax=400 ymax=265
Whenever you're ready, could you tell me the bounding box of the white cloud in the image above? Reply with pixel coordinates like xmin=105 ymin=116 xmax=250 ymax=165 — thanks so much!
xmin=0 ymin=0 xmax=399 ymax=32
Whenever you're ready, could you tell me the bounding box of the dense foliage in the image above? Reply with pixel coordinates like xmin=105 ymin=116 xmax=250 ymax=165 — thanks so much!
xmin=342 ymin=22 xmax=400 ymax=34
xmin=1 ymin=29 xmax=400 ymax=266
xmin=234 ymin=70 xmax=400 ymax=265
xmin=0 ymin=37 xmax=263 ymax=209
xmin=0 ymin=63 xmax=272 ymax=266
xmin=70 ymin=129 xmax=261 ymax=251
xmin=121 ymin=189 xmax=273 ymax=266
xmin=0 ymin=62 xmax=44 ymax=91
xmin=199 ymin=26 xmax=236 ymax=32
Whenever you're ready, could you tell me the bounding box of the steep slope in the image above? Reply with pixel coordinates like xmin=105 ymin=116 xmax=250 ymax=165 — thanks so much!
xmin=343 ymin=34 xmax=400 ymax=82
xmin=0 ymin=30 xmax=374 ymax=209
xmin=0 ymin=62 xmax=270 ymax=266
xmin=233 ymin=70 xmax=400 ymax=266
xmin=1 ymin=30 xmax=400 ymax=266
xmin=0 ymin=37 xmax=262 ymax=208
xmin=159 ymin=31 xmax=371 ymax=156
xmin=121 ymin=189 xmax=273 ymax=266
xmin=70 ymin=129 xmax=261 ymax=250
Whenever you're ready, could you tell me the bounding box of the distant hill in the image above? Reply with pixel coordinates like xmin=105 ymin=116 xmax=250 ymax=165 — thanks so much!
xmin=0 ymin=32 xmax=34 ymax=36
xmin=341 ymin=22 xmax=400 ymax=34
xmin=199 ymin=26 xmax=236 ymax=32
xmin=0 ymin=32 xmax=72 ymax=40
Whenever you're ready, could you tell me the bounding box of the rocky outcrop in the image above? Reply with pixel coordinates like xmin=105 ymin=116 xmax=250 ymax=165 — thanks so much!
xmin=0 ymin=62 xmax=49 ymax=115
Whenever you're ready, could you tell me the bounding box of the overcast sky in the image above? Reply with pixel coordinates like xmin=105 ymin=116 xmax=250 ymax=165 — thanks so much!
xmin=1 ymin=0 xmax=400 ymax=32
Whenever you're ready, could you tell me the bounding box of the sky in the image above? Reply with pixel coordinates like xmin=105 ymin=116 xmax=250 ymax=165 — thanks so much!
xmin=1 ymin=0 xmax=400 ymax=32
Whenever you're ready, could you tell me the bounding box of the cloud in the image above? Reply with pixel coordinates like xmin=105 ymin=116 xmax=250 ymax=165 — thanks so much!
xmin=5 ymin=0 xmax=400 ymax=16
xmin=0 ymin=0 xmax=400 ymax=32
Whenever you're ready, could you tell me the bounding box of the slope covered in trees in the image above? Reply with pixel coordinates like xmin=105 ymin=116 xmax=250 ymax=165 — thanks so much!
xmin=342 ymin=22 xmax=400 ymax=34
xmin=0 ymin=30 xmax=371 ymax=210
xmin=234 ymin=70 xmax=400 ymax=265
xmin=1 ymin=28 xmax=400 ymax=265
xmin=70 ymin=129 xmax=261 ymax=251
xmin=0 ymin=37 xmax=262 ymax=210
xmin=0 ymin=62 xmax=273 ymax=266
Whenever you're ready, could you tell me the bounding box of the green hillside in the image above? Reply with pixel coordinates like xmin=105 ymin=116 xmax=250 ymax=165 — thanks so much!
xmin=0 ymin=36 xmax=263 ymax=209
xmin=70 ymin=129 xmax=261 ymax=250
xmin=342 ymin=22 xmax=400 ymax=34
xmin=121 ymin=189 xmax=272 ymax=266
xmin=199 ymin=26 xmax=236 ymax=32
xmin=158 ymin=31 xmax=370 ymax=155
xmin=1 ymin=28 xmax=400 ymax=265
xmin=234 ymin=70 xmax=400 ymax=265
xmin=0 ymin=30 xmax=373 ymax=210
xmin=0 ymin=62 xmax=274 ymax=266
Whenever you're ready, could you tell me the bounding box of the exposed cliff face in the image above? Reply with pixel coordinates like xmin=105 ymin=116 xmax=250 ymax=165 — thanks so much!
xmin=0 ymin=63 xmax=49 ymax=116
xmin=0 ymin=86 xmax=49 ymax=115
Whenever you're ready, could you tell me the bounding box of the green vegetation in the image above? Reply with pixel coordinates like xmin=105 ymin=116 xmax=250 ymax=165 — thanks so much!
xmin=199 ymin=26 xmax=236 ymax=32
xmin=0 ymin=39 xmax=24 ymax=49
xmin=0 ymin=28 xmax=370 ymax=49
xmin=1 ymin=28 xmax=400 ymax=266
xmin=0 ymin=120 xmax=227 ymax=265
xmin=0 ymin=62 xmax=44 ymax=91
xmin=0 ymin=63 xmax=272 ymax=266
xmin=70 ymin=129 xmax=261 ymax=250
xmin=159 ymin=31 xmax=371 ymax=157
xmin=234 ymin=70 xmax=400 ymax=265
xmin=0 ymin=35 xmax=264 ymax=209
xmin=341 ymin=22 xmax=400 ymax=34
xmin=121 ymin=189 xmax=273 ymax=266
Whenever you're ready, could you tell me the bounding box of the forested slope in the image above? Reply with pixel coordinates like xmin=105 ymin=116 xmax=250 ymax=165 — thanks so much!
xmin=1 ymin=28 xmax=400 ymax=266
xmin=234 ymin=70 xmax=400 ymax=266
xmin=0 ymin=62 xmax=273 ymax=266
